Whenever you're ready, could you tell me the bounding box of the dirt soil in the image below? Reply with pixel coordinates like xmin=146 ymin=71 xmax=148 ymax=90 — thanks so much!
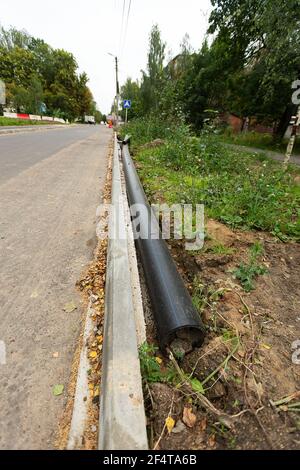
xmin=144 ymin=219 xmax=300 ymax=450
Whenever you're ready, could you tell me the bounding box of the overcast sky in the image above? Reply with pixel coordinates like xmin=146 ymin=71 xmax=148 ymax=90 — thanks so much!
xmin=1 ymin=0 xmax=212 ymax=113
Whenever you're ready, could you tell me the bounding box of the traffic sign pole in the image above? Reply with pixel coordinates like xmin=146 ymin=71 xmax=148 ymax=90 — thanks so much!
xmin=284 ymin=105 xmax=300 ymax=166
xmin=123 ymin=100 xmax=131 ymax=123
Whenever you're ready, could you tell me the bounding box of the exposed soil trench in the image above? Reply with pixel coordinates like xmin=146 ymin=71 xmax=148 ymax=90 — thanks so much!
xmin=141 ymin=219 xmax=300 ymax=450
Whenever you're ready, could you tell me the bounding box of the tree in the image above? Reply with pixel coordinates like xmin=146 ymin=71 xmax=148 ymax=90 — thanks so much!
xmin=140 ymin=24 xmax=166 ymax=113
xmin=120 ymin=78 xmax=142 ymax=120
xmin=0 ymin=25 xmax=95 ymax=121
xmin=208 ymin=0 xmax=300 ymax=140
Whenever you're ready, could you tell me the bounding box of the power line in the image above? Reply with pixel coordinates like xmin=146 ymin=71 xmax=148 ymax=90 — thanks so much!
xmin=120 ymin=0 xmax=132 ymax=61
xmin=118 ymin=0 xmax=127 ymax=57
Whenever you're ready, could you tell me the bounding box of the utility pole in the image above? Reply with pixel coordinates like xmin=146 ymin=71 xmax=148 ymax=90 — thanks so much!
xmin=115 ymin=56 xmax=120 ymax=127
xmin=108 ymin=53 xmax=120 ymax=127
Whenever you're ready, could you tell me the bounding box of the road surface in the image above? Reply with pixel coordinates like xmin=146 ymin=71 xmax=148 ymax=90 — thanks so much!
xmin=0 ymin=125 xmax=111 ymax=449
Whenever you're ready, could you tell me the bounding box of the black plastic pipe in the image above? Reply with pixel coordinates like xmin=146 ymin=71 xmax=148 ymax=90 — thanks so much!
xmin=121 ymin=143 xmax=206 ymax=352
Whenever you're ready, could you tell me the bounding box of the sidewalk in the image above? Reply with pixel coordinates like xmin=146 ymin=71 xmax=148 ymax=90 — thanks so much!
xmin=226 ymin=143 xmax=300 ymax=167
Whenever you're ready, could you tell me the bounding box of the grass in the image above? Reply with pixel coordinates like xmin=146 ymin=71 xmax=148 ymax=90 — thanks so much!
xmin=205 ymin=243 xmax=235 ymax=255
xmin=123 ymin=119 xmax=300 ymax=241
xmin=219 ymin=129 xmax=300 ymax=155
xmin=0 ymin=117 xmax=60 ymax=126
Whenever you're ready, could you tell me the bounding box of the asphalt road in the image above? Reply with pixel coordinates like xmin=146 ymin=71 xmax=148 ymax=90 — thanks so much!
xmin=0 ymin=125 xmax=111 ymax=449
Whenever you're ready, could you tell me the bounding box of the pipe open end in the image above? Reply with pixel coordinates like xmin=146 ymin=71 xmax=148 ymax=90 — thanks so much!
xmin=166 ymin=327 xmax=205 ymax=357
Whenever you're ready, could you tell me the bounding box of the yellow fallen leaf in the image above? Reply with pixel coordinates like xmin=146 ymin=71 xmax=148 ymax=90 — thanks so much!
xmin=155 ymin=357 xmax=162 ymax=364
xmin=261 ymin=343 xmax=271 ymax=350
xmin=89 ymin=351 xmax=98 ymax=359
xmin=63 ymin=301 xmax=77 ymax=313
xmin=165 ymin=416 xmax=175 ymax=434
xmin=53 ymin=384 xmax=64 ymax=396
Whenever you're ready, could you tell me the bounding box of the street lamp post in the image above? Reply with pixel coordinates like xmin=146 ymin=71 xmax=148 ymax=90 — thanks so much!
xmin=108 ymin=53 xmax=120 ymax=126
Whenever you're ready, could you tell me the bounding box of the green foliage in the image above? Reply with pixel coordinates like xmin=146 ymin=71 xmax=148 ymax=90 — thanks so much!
xmin=139 ymin=342 xmax=177 ymax=384
xmin=0 ymin=24 xmax=101 ymax=121
xmin=220 ymin=130 xmax=300 ymax=155
xmin=233 ymin=242 xmax=268 ymax=291
xmin=120 ymin=78 xmax=143 ymax=120
xmin=138 ymin=342 xmax=205 ymax=394
xmin=120 ymin=2 xmax=300 ymax=140
xmin=139 ymin=342 xmax=163 ymax=383
xmin=207 ymin=244 xmax=235 ymax=256
xmin=124 ymin=117 xmax=300 ymax=240
xmin=192 ymin=278 xmax=225 ymax=315
xmin=0 ymin=117 xmax=59 ymax=126
xmin=208 ymin=0 xmax=300 ymax=139
xmin=140 ymin=24 xmax=166 ymax=114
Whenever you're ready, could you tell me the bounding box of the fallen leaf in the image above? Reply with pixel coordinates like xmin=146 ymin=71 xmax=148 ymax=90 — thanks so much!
xmin=280 ymin=405 xmax=289 ymax=412
xmin=89 ymin=351 xmax=98 ymax=359
xmin=165 ymin=416 xmax=175 ymax=434
xmin=183 ymin=407 xmax=197 ymax=428
xmin=256 ymin=382 xmax=264 ymax=400
xmin=208 ymin=434 xmax=216 ymax=448
xmin=155 ymin=357 xmax=163 ymax=365
xmin=198 ymin=418 xmax=207 ymax=432
xmin=190 ymin=378 xmax=204 ymax=394
xmin=261 ymin=343 xmax=271 ymax=350
xmin=53 ymin=384 xmax=64 ymax=396
xmin=63 ymin=301 xmax=77 ymax=313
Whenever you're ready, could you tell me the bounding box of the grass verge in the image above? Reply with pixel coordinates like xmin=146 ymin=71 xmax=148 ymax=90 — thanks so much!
xmin=0 ymin=117 xmax=62 ymax=126
xmin=123 ymin=118 xmax=300 ymax=241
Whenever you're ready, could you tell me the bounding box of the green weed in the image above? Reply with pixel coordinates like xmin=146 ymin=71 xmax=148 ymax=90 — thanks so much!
xmin=124 ymin=118 xmax=300 ymax=241
xmin=139 ymin=342 xmax=177 ymax=384
xmin=233 ymin=242 xmax=268 ymax=291
xmin=206 ymin=243 xmax=235 ymax=255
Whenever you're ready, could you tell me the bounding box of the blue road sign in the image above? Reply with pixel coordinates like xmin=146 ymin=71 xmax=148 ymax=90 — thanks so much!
xmin=123 ymin=99 xmax=131 ymax=109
